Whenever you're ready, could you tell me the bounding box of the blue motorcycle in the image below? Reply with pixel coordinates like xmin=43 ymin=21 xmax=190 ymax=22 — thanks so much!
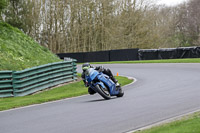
xmin=85 ymin=68 xmax=124 ymax=100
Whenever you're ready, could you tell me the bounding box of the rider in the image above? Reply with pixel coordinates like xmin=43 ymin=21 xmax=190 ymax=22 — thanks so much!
xmin=81 ymin=63 xmax=120 ymax=95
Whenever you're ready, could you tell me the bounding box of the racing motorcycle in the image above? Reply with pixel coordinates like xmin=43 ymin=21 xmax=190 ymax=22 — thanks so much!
xmin=85 ymin=68 xmax=124 ymax=100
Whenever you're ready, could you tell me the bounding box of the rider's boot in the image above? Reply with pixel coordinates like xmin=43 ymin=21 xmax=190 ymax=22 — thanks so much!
xmin=88 ymin=87 xmax=96 ymax=95
xmin=110 ymin=76 xmax=120 ymax=87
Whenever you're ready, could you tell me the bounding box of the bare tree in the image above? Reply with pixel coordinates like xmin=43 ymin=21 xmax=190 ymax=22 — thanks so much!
xmin=7 ymin=0 xmax=196 ymax=52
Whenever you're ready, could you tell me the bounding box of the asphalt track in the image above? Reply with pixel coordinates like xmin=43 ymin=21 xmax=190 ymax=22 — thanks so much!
xmin=1 ymin=63 xmax=200 ymax=133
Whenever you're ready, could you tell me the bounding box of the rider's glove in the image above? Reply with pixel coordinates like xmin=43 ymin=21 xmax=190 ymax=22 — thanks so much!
xmin=98 ymin=66 xmax=104 ymax=72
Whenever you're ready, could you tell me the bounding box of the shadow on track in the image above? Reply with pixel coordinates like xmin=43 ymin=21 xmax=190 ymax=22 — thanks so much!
xmin=84 ymin=97 xmax=118 ymax=103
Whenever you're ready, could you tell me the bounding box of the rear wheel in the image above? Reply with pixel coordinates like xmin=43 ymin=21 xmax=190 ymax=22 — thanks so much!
xmin=95 ymin=84 xmax=111 ymax=100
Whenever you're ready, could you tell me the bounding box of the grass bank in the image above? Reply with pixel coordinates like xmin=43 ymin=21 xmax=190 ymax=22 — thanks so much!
xmin=0 ymin=22 xmax=60 ymax=71
xmin=89 ymin=58 xmax=200 ymax=64
xmin=0 ymin=76 xmax=133 ymax=111
xmin=135 ymin=112 xmax=200 ymax=133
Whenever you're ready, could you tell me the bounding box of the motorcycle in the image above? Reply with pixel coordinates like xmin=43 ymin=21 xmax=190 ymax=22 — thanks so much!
xmin=85 ymin=68 xmax=124 ymax=100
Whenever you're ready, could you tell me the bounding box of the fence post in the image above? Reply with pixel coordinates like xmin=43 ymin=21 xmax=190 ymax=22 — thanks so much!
xmin=0 ymin=71 xmax=14 ymax=97
xmin=72 ymin=59 xmax=77 ymax=81
xmin=12 ymin=71 xmax=17 ymax=97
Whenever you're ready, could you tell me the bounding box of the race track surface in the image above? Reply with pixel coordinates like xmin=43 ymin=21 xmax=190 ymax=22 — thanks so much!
xmin=1 ymin=63 xmax=200 ymax=133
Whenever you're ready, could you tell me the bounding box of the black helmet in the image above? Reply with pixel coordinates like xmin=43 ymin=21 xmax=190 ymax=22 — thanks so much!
xmin=82 ymin=63 xmax=90 ymax=71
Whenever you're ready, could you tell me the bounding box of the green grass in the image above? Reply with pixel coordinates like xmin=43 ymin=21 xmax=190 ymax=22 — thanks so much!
xmin=87 ymin=58 xmax=200 ymax=64
xmin=0 ymin=76 xmax=133 ymax=111
xmin=135 ymin=112 xmax=200 ymax=133
xmin=0 ymin=22 xmax=61 ymax=71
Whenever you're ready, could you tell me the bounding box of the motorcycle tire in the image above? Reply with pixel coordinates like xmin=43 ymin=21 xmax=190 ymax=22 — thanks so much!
xmin=116 ymin=86 xmax=124 ymax=97
xmin=95 ymin=84 xmax=111 ymax=100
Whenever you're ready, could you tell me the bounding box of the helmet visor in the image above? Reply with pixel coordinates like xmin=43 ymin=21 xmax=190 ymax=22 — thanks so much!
xmin=82 ymin=66 xmax=90 ymax=71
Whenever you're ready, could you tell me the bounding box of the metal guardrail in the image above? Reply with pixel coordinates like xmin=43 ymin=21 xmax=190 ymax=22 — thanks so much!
xmin=0 ymin=60 xmax=77 ymax=98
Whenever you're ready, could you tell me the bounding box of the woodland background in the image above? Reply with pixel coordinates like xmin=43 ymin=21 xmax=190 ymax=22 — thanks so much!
xmin=0 ymin=0 xmax=200 ymax=53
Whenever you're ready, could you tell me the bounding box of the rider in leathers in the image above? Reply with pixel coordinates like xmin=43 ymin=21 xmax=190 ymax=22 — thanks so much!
xmin=81 ymin=63 xmax=120 ymax=95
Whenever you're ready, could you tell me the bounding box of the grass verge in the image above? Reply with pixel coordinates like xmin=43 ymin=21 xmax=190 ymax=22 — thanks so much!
xmin=87 ymin=58 xmax=200 ymax=64
xmin=0 ymin=76 xmax=133 ymax=111
xmin=135 ymin=112 xmax=200 ymax=133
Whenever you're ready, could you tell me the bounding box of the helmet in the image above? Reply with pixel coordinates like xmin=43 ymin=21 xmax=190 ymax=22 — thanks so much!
xmin=82 ymin=63 xmax=90 ymax=71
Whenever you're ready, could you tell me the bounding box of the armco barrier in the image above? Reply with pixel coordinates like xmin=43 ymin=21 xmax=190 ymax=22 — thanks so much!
xmin=0 ymin=60 xmax=77 ymax=98
xmin=0 ymin=71 xmax=13 ymax=97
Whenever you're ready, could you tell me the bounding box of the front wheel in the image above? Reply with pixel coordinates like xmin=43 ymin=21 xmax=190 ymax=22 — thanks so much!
xmin=95 ymin=84 xmax=111 ymax=100
xmin=116 ymin=86 xmax=124 ymax=97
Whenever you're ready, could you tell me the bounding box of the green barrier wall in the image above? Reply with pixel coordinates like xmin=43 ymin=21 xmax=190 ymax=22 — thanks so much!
xmin=0 ymin=60 xmax=77 ymax=98
xmin=0 ymin=71 xmax=13 ymax=97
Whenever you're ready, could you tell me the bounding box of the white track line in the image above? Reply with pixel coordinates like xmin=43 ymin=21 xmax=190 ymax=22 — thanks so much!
xmin=121 ymin=76 xmax=137 ymax=87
